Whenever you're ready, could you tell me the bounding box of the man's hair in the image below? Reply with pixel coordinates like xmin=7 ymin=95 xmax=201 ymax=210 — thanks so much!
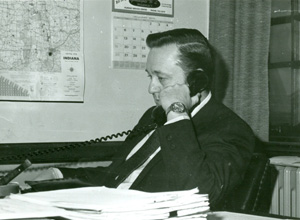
xmin=146 ymin=28 xmax=214 ymax=91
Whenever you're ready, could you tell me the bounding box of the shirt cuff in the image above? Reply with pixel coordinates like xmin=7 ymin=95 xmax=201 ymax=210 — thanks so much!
xmin=164 ymin=115 xmax=190 ymax=125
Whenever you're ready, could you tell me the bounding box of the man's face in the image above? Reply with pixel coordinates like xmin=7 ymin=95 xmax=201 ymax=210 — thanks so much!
xmin=145 ymin=44 xmax=186 ymax=106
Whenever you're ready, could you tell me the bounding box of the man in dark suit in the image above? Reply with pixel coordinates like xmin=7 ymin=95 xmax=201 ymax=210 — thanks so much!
xmin=34 ymin=28 xmax=255 ymax=210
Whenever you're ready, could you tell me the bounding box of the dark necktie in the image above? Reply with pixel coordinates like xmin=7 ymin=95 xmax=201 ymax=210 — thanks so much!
xmin=107 ymin=130 xmax=160 ymax=188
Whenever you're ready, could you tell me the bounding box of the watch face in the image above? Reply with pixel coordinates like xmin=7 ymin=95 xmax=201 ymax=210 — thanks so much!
xmin=172 ymin=102 xmax=186 ymax=113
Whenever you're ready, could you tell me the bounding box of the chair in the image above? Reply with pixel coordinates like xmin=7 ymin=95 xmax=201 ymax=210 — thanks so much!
xmin=222 ymin=153 xmax=272 ymax=213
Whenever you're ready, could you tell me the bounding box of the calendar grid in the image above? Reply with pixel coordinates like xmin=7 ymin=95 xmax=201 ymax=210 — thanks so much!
xmin=112 ymin=13 xmax=173 ymax=69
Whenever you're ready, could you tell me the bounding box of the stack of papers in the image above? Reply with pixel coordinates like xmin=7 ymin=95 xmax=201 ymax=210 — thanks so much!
xmin=1 ymin=186 xmax=210 ymax=220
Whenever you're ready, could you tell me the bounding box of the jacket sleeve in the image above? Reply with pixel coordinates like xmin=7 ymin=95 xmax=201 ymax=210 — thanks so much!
xmin=156 ymin=115 xmax=255 ymax=208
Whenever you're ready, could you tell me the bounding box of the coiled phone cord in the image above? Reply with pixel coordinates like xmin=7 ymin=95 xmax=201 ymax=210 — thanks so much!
xmin=0 ymin=123 xmax=157 ymax=162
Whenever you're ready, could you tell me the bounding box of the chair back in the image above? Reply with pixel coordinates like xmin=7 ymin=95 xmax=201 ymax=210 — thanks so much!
xmin=222 ymin=153 xmax=272 ymax=213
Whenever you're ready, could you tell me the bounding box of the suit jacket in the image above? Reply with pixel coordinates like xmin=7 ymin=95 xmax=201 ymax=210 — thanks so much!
xmin=59 ymin=97 xmax=255 ymax=209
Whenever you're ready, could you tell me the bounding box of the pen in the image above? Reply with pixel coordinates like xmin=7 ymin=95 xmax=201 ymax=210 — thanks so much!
xmin=0 ymin=159 xmax=32 ymax=186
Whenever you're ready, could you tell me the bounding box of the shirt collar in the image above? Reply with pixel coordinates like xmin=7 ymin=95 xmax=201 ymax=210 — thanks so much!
xmin=191 ymin=92 xmax=212 ymax=117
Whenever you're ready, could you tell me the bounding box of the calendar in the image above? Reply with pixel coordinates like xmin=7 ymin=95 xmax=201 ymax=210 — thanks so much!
xmin=112 ymin=13 xmax=173 ymax=69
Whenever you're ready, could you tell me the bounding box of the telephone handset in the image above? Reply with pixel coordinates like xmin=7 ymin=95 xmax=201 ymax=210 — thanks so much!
xmin=187 ymin=69 xmax=209 ymax=96
xmin=151 ymin=105 xmax=166 ymax=126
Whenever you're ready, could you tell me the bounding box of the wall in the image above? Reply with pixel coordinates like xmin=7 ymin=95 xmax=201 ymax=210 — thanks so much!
xmin=0 ymin=0 xmax=209 ymax=143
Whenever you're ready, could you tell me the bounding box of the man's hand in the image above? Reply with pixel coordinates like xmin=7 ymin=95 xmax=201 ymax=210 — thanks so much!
xmin=159 ymin=83 xmax=200 ymax=119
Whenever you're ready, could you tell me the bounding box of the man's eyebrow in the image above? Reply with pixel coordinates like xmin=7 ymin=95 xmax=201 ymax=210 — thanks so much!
xmin=153 ymin=70 xmax=165 ymax=75
xmin=145 ymin=69 xmax=166 ymax=76
xmin=145 ymin=69 xmax=158 ymax=74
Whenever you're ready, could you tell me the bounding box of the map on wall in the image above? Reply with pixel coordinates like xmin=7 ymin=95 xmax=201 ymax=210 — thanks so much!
xmin=0 ymin=0 xmax=84 ymax=102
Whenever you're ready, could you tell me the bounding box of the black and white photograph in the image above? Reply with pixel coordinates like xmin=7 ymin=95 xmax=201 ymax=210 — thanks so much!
xmin=0 ymin=0 xmax=299 ymax=219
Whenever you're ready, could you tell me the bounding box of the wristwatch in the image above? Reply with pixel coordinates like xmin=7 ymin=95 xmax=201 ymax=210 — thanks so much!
xmin=166 ymin=102 xmax=187 ymax=115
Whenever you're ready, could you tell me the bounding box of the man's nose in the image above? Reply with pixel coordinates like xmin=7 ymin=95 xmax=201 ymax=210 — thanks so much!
xmin=148 ymin=79 xmax=161 ymax=94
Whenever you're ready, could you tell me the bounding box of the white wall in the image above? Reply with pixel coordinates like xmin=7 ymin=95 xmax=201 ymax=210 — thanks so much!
xmin=0 ymin=0 xmax=209 ymax=143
